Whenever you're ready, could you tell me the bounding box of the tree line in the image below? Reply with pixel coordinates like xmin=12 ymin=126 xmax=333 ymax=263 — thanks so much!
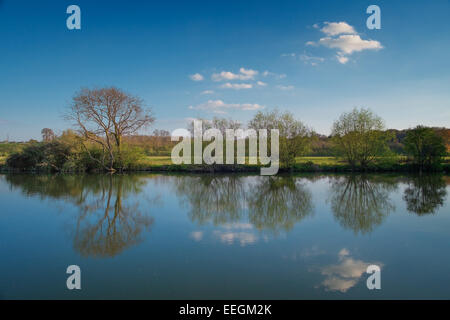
xmin=3 ymin=86 xmax=448 ymax=172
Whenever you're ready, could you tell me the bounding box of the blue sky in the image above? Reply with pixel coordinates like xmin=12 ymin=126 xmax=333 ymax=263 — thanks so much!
xmin=0 ymin=0 xmax=449 ymax=140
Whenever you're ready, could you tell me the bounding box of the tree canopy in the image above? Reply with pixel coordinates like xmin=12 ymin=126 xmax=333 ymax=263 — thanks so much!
xmin=331 ymin=108 xmax=392 ymax=168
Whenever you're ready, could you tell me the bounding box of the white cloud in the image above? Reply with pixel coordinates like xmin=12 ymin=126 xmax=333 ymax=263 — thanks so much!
xmin=212 ymin=67 xmax=258 ymax=81
xmin=316 ymin=249 xmax=383 ymax=293
xmin=262 ymin=70 xmax=286 ymax=79
xmin=307 ymin=22 xmax=383 ymax=64
xmin=277 ymin=85 xmax=294 ymax=91
xmin=281 ymin=53 xmax=296 ymax=57
xmin=189 ymin=100 xmax=263 ymax=114
xmin=336 ymin=54 xmax=349 ymax=64
xmin=239 ymin=67 xmax=258 ymax=79
xmin=300 ymin=54 xmax=325 ymax=66
xmin=320 ymin=21 xmax=357 ymax=36
xmin=190 ymin=73 xmax=204 ymax=81
xmin=201 ymin=90 xmax=214 ymax=95
xmin=318 ymin=34 xmax=383 ymax=55
xmin=213 ymin=231 xmax=258 ymax=246
xmin=221 ymin=83 xmax=253 ymax=90
xmin=256 ymin=81 xmax=267 ymax=86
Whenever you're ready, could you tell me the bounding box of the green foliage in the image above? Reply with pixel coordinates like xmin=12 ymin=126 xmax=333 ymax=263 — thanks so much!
xmin=332 ymin=108 xmax=393 ymax=168
xmin=114 ymin=144 xmax=146 ymax=170
xmin=404 ymin=126 xmax=446 ymax=170
xmin=249 ymin=109 xmax=312 ymax=168
xmin=6 ymin=141 xmax=72 ymax=171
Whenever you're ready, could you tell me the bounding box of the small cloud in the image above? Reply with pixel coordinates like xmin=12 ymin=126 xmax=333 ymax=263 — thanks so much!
xmin=338 ymin=248 xmax=350 ymax=257
xmin=336 ymin=54 xmax=349 ymax=64
xmin=256 ymin=81 xmax=267 ymax=87
xmin=221 ymin=83 xmax=253 ymax=90
xmin=281 ymin=53 xmax=296 ymax=57
xmin=314 ymin=249 xmax=383 ymax=293
xmin=213 ymin=230 xmax=258 ymax=246
xmin=189 ymin=100 xmax=264 ymax=114
xmin=262 ymin=71 xmax=286 ymax=79
xmin=201 ymin=90 xmax=214 ymax=95
xmin=190 ymin=73 xmax=204 ymax=81
xmin=320 ymin=21 xmax=357 ymax=36
xmin=212 ymin=67 xmax=258 ymax=81
xmin=277 ymin=85 xmax=294 ymax=91
xmin=300 ymin=53 xmax=325 ymax=66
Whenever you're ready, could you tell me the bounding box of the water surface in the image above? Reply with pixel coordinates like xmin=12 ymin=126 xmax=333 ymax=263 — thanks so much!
xmin=0 ymin=173 xmax=449 ymax=299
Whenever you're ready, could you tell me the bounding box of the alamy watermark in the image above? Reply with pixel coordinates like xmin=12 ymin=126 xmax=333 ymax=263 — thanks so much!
xmin=366 ymin=264 xmax=381 ymax=290
xmin=66 ymin=265 xmax=81 ymax=290
xmin=171 ymin=120 xmax=280 ymax=175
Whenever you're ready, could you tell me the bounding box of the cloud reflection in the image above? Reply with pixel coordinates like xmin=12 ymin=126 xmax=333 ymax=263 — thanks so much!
xmin=316 ymin=249 xmax=383 ymax=293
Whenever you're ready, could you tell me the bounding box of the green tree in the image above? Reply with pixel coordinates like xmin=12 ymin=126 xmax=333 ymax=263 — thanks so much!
xmin=404 ymin=126 xmax=446 ymax=170
xmin=331 ymin=108 xmax=392 ymax=168
xmin=249 ymin=110 xmax=312 ymax=168
xmin=41 ymin=128 xmax=55 ymax=142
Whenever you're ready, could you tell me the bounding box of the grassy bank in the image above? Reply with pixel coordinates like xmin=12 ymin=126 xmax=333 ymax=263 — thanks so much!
xmin=2 ymin=155 xmax=449 ymax=173
xmin=106 ymin=156 xmax=450 ymax=173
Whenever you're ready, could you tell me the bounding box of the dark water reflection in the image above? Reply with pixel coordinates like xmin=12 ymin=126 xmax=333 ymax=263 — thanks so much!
xmin=5 ymin=175 xmax=155 ymax=258
xmin=403 ymin=175 xmax=447 ymax=215
xmin=0 ymin=173 xmax=449 ymax=299
xmin=328 ymin=175 xmax=397 ymax=234
xmin=174 ymin=175 xmax=313 ymax=233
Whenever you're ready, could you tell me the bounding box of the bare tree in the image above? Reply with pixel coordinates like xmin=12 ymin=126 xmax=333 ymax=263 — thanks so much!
xmin=41 ymin=128 xmax=55 ymax=142
xmin=66 ymin=87 xmax=154 ymax=171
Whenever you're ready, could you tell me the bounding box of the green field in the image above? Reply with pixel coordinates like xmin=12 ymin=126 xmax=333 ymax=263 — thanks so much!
xmin=137 ymin=156 xmax=367 ymax=166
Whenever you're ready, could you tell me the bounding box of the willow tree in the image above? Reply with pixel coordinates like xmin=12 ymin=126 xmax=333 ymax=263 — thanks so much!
xmin=66 ymin=87 xmax=154 ymax=171
xmin=249 ymin=110 xmax=312 ymax=168
xmin=331 ymin=108 xmax=392 ymax=168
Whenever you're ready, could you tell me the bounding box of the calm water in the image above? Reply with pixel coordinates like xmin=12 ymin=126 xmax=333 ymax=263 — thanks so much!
xmin=0 ymin=173 xmax=449 ymax=299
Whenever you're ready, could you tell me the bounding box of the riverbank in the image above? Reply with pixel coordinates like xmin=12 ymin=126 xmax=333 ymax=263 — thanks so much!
xmin=1 ymin=156 xmax=449 ymax=173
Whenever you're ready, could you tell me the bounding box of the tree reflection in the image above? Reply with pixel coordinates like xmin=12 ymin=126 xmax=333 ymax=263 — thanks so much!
xmin=403 ymin=174 xmax=447 ymax=215
xmin=328 ymin=175 xmax=397 ymax=234
xmin=174 ymin=175 xmax=314 ymax=233
xmin=6 ymin=174 xmax=154 ymax=257
xmin=247 ymin=176 xmax=313 ymax=233
xmin=173 ymin=175 xmax=246 ymax=225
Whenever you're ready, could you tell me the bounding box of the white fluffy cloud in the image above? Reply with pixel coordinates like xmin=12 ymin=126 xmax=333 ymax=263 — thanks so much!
xmin=212 ymin=67 xmax=258 ymax=81
xmin=317 ymin=249 xmax=383 ymax=293
xmin=201 ymin=90 xmax=214 ymax=95
xmin=307 ymin=22 xmax=383 ymax=64
xmin=190 ymin=73 xmax=204 ymax=81
xmin=189 ymin=100 xmax=263 ymax=114
xmin=318 ymin=34 xmax=383 ymax=55
xmin=336 ymin=54 xmax=349 ymax=64
xmin=221 ymin=83 xmax=253 ymax=90
xmin=320 ymin=21 xmax=356 ymax=36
